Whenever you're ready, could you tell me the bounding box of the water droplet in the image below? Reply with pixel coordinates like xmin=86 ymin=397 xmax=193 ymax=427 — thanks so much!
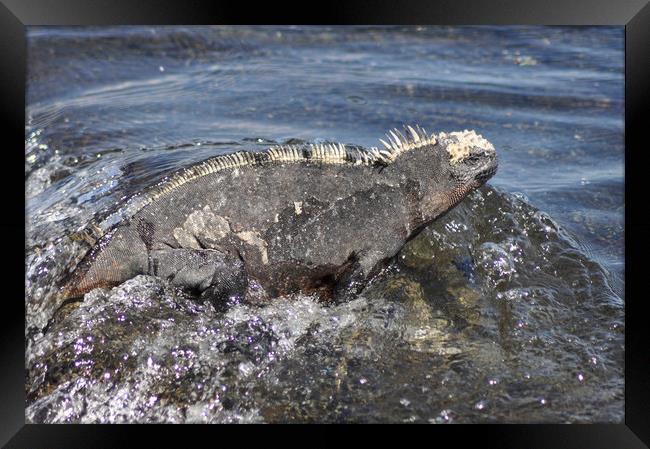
xmin=438 ymin=409 xmax=455 ymax=422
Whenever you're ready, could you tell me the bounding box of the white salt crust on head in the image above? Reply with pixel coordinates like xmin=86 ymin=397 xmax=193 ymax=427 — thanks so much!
xmin=437 ymin=129 xmax=496 ymax=165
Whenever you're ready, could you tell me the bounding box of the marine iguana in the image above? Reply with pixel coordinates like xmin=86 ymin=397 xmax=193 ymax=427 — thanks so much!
xmin=59 ymin=126 xmax=497 ymax=306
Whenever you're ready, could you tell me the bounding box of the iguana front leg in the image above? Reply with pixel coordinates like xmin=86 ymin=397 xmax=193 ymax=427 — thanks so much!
xmin=148 ymin=248 xmax=247 ymax=304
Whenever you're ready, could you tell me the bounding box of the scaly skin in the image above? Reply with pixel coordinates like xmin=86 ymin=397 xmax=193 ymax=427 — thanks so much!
xmin=58 ymin=126 xmax=498 ymax=308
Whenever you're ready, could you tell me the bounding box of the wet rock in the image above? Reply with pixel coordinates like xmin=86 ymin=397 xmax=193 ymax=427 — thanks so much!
xmin=475 ymin=242 xmax=517 ymax=289
xmin=398 ymin=232 xmax=437 ymax=269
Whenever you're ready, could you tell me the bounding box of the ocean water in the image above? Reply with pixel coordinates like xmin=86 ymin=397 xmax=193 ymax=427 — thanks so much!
xmin=25 ymin=26 xmax=624 ymax=423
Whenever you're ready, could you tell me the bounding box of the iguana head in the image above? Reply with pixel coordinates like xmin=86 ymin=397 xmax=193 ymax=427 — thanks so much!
xmin=438 ymin=129 xmax=498 ymax=193
xmin=382 ymin=126 xmax=498 ymax=225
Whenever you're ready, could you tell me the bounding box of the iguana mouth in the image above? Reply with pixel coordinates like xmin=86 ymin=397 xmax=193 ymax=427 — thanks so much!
xmin=476 ymin=161 xmax=498 ymax=184
xmin=474 ymin=153 xmax=498 ymax=184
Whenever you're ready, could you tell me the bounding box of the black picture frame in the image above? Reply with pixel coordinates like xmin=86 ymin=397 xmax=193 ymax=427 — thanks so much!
xmin=4 ymin=0 xmax=648 ymax=447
